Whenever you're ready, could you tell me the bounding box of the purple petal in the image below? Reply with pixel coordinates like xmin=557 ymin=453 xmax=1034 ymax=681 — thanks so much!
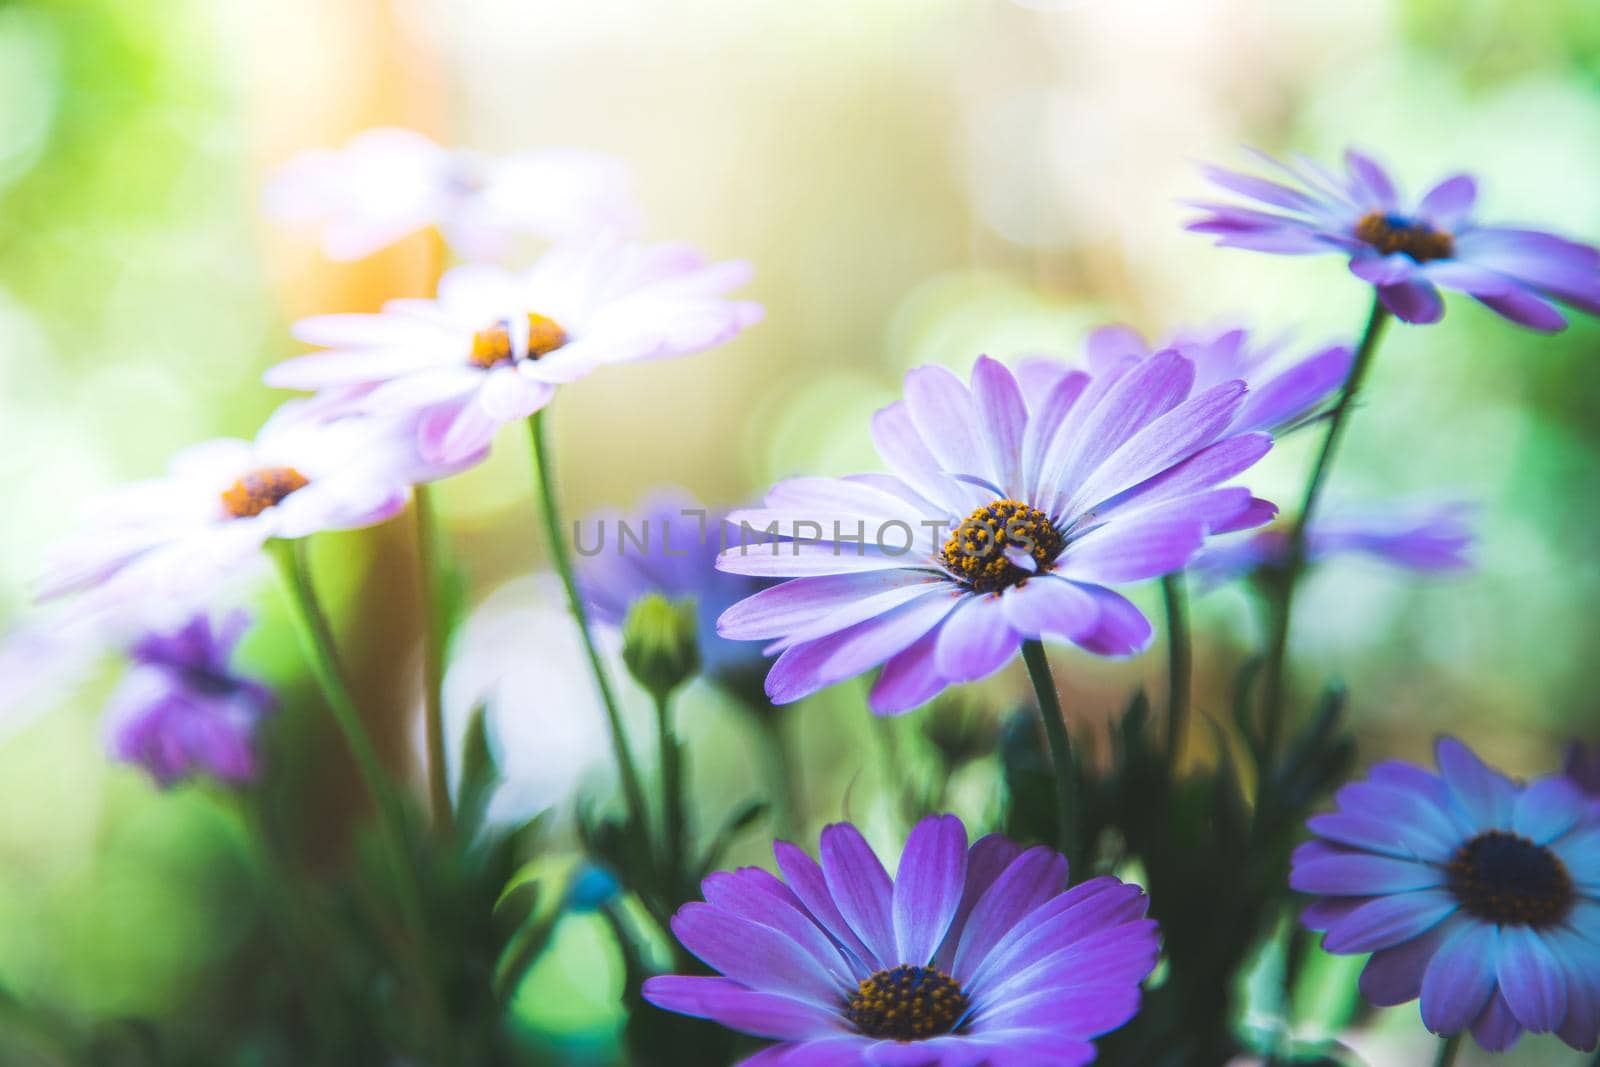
xmin=932 ymin=834 xmax=1028 ymax=972
xmin=1321 ymin=890 xmax=1457 ymax=954
xmin=1335 ymin=777 xmax=1471 ymax=846
xmin=998 ymin=576 xmax=1100 ymax=643
xmin=1470 ymin=989 xmax=1524 ymax=1052
xmin=872 ymin=402 xmax=980 ymax=515
xmin=1417 ymin=174 xmax=1477 ymax=228
xmin=903 ymin=365 xmax=989 ymax=487
xmin=700 ymin=869 xmax=861 ymax=985
xmin=1351 ymin=253 xmax=1421 ymax=286
xmin=819 ymin=823 xmax=898 ymax=967
xmin=773 ymin=840 xmax=880 ymax=970
xmin=719 ymin=572 xmax=946 ymax=641
xmin=1496 ymin=925 xmax=1566 ymax=1032
xmin=971 ymin=356 xmax=1028 ymax=492
xmin=1359 ymin=917 xmax=1460 ymax=1007
xmin=1069 ymin=586 xmax=1153 ymax=657
xmin=933 ymin=595 xmax=1022 ymax=684
xmin=1344 ymin=149 xmax=1398 ymax=208
xmin=1201 ymin=164 xmax=1322 ymax=213
xmin=892 ymin=814 xmax=969 ymax=965
xmin=763 ymin=591 xmax=961 ymax=704
xmin=1083 ymin=325 xmax=1151 ymax=372
xmin=642 ymin=976 xmax=843 ymax=1040
xmin=1234 ymin=345 xmax=1352 ymax=434
xmin=1306 ymin=811 xmax=1454 ymax=864
xmin=717 ymin=542 xmax=925 ymax=579
xmin=671 ymin=903 xmax=849 ymax=1006
xmin=1436 ymin=736 xmax=1516 ymax=829
xmin=1420 ymin=922 xmax=1499 ymax=1034
xmin=1512 ymin=775 xmax=1587 ymax=844
xmin=869 ymin=627 xmax=948 ymax=716
xmin=1475 ymin=288 xmax=1568 ymax=332
xmin=1289 ymin=853 xmax=1445 ymax=896
xmin=951 ymin=847 xmax=1072 ymax=979
xmin=1378 ymin=279 xmax=1446 ymax=324
xmin=1555 ymin=945 xmax=1600 ymax=1051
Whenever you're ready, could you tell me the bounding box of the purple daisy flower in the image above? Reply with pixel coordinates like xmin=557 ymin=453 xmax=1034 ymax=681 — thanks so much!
xmin=715 ymin=355 xmax=1276 ymax=714
xmin=1020 ymin=323 xmax=1353 ymax=436
xmin=267 ymin=239 xmax=762 ymax=465
xmin=35 ymin=400 xmax=428 ymax=612
xmin=1189 ymin=148 xmax=1600 ymax=330
xmin=1190 ymin=502 xmax=1474 ymax=587
xmin=105 ymin=611 xmax=276 ymax=788
xmin=579 ymin=489 xmax=772 ymax=688
xmin=1292 ymin=737 xmax=1600 ymax=1052
xmin=266 ymin=127 xmax=642 ymax=261
xmin=642 ymin=814 xmax=1159 ymax=1066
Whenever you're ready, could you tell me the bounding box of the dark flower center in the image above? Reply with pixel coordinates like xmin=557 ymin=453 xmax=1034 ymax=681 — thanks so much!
xmin=1354 ymin=211 xmax=1455 ymax=262
xmin=470 ymin=313 xmax=568 ymax=369
xmin=845 ymin=965 xmax=968 ymax=1041
xmin=940 ymin=500 xmax=1063 ymax=594
xmin=1446 ymin=830 xmax=1574 ymax=927
xmin=221 ymin=467 xmax=309 ymax=519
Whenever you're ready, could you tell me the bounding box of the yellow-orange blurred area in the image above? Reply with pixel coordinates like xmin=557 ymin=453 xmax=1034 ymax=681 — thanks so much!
xmin=1 ymin=0 xmax=1598 ymax=1062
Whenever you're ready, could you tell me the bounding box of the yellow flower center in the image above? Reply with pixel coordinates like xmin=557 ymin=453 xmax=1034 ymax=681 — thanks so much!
xmin=221 ymin=467 xmax=309 ymax=519
xmin=469 ymin=313 xmax=569 ymax=369
xmin=1354 ymin=211 xmax=1455 ymax=263
xmin=845 ymin=965 xmax=968 ymax=1041
xmin=940 ymin=500 xmax=1063 ymax=594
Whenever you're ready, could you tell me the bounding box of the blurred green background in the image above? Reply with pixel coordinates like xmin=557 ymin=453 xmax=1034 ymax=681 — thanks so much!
xmin=1 ymin=0 xmax=1598 ymax=1063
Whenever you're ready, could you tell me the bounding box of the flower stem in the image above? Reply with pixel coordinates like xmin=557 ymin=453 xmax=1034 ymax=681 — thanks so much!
xmin=654 ymin=691 xmax=686 ymax=897
xmin=1161 ymin=572 xmax=1192 ymax=766
xmin=1259 ymin=296 xmax=1390 ymax=759
xmin=267 ymin=539 xmax=452 ymax=1060
xmin=525 ymin=410 xmax=651 ymax=842
xmin=1431 ymin=1032 xmax=1463 ymax=1067
xmin=413 ymin=484 xmax=454 ymax=836
xmin=754 ymin=710 xmax=800 ymax=839
xmin=1021 ymin=640 xmax=1080 ymax=867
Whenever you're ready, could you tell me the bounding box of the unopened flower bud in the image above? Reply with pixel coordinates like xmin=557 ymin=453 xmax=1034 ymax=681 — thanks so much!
xmin=621 ymin=594 xmax=701 ymax=702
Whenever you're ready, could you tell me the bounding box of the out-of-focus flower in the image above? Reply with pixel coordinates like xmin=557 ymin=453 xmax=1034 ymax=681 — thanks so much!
xmin=643 ymin=814 xmax=1158 ymax=1065
xmin=1292 ymin=737 xmax=1600 ymax=1053
xmin=442 ymin=575 xmax=621 ymax=829
xmin=105 ymin=611 xmax=275 ymax=788
xmin=1190 ymin=503 xmax=1475 ymax=587
xmin=268 ymin=242 xmax=763 ymax=465
xmin=1189 ymin=148 xmax=1600 ymax=330
xmin=1021 ymin=324 xmax=1352 ymax=436
xmin=1565 ymin=742 xmax=1600 ymax=801
xmin=36 ymin=401 xmax=419 ymax=611
xmin=580 ymin=491 xmax=773 ymax=695
xmin=715 ymin=355 xmax=1275 ymax=714
xmin=266 ymin=127 xmax=642 ymax=261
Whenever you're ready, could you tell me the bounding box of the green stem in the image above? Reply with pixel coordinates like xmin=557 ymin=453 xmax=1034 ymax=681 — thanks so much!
xmin=655 ymin=691 xmax=686 ymax=899
xmin=414 ymin=485 xmax=454 ymax=835
xmin=1259 ymin=297 xmax=1390 ymax=760
xmin=1161 ymin=572 xmax=1192 ymax=766
xmin=525 ymin=410 xmax=650 ymax=842
xmin=1021 ymin=640 xmax=1080 ymax=867
xmin=1431 ymin=1032 xmax=1463 ymax=1067
xmin=754 ymin=710 xmax=800 ymax=839
xmin=267 ymin=539 xmax=452 ymax=1062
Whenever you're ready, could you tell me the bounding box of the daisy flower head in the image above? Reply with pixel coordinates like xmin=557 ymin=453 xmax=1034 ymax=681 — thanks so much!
xmin=1190 ymin=148 xmax=1600 ymax=330
xmin=106 ymin=611 xmax=275 ymax=788
xmin=580 ymin=490 xmax=775 ymax=693
xmin=1293 ymin=737 xmax=1600 ymax=1052
xmin=266 ymin=127 xmax=642 ymax=261
xmin=642 ymin=814 xmax=1159 ymax=1066
xmin=268 ymin=239 xmax=764 ymax=465
xmin=715 ymin=354 xmax=1276 ymax=714
xmin=36 ymin=400 xmax=419 ymax=612
xmin=1020 ymin=323 xmax=1353 ymax=437
xmin=1191 ymin=501 xmax=1475 ymax=588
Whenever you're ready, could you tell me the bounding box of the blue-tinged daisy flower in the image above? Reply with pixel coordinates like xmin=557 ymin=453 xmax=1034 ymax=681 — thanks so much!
xmin=1189 ymin=149 xmax=1600 ymax=330
xmin=643 ymin=814 xmax=1158 ymax=1066
xmin=105 ymin=611 xmax=275 ymax=788
xmin=715 ymin=355 xmax=1276 ymax=714
xmin=1292 ymin=737 xmax=1600 ymax=1052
